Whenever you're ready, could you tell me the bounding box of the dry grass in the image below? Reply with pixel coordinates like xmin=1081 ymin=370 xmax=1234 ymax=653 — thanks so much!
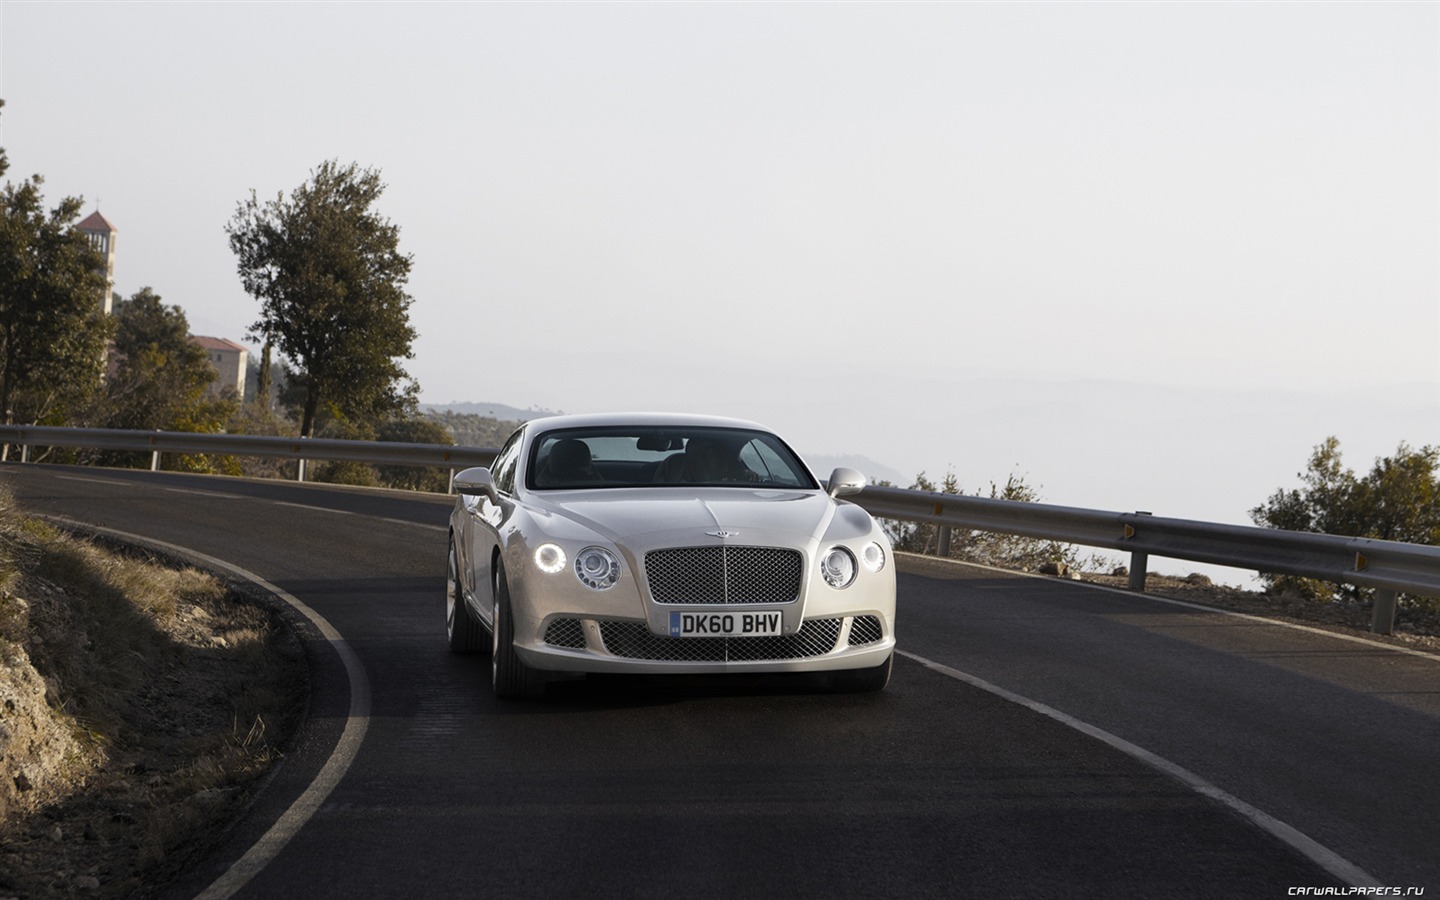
xmin=0 ymin=483 xmax=308 ymax=898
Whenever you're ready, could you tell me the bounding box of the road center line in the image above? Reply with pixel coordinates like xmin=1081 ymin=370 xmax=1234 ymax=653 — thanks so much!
xmin=898 ymin=648 xmax=1379 ymax=888
xmin=163 ymin=487 xmax=247 ymax=500
xmin=53 ymin=474 xmax=134 ymax=486
xmin=384 ymin=517 xmax=446 ymax=531
xmin=274 ymin=500 xmax=358 ymax=515
xmin=42 ymin=517 xmax=371 ymax=900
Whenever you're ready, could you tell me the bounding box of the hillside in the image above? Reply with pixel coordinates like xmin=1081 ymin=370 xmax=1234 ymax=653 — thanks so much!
xmin=420 ymin=402 xmax=561 ymax=422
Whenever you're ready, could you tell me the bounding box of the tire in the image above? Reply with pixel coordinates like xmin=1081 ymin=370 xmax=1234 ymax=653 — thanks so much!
xmin=491 ymin=562 xmax=547 ymax=698
xmin=829 ymin=653 xmax=893 ymax=693
xmin=446 ymin=537 xmax=487 ymax=653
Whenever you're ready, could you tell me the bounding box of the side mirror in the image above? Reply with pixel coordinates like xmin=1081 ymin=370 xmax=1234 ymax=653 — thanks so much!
xmin=827 ymin=467 xmax=867 ymax=499
xmin=453 ymin=467 xmax=498 ymax=501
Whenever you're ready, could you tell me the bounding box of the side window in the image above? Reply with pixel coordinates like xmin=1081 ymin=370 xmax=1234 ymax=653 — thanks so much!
xmin=491 ymin=429 xmax=524 ymax=495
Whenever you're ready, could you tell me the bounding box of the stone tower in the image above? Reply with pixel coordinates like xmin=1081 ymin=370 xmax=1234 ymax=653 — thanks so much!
xmin=76 ymin=210 xmax=117 ymax=314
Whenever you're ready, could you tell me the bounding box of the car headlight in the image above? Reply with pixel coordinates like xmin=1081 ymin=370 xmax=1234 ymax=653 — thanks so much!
xmin=574 ymin=546 xmax=621 ymax=590
xmin=860 ymin=541 xmax=886 ymax=573
xmin=820 ymin=547 xmax=857 ymax=589
xmin=534 ymin=543 xmax=567 ymax=574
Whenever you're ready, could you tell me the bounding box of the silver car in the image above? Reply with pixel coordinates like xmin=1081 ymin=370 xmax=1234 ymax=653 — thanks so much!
xmin=445 ymin=413 xmax=896 ymax=697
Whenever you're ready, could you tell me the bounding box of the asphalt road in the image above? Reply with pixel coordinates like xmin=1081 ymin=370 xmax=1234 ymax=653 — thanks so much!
xmin=6 ymin=463 xmax=1437 ymax=899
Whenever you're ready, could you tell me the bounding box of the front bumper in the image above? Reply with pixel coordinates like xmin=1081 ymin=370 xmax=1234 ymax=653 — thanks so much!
xmin=516 ymin=613 xmax=895 ymax=675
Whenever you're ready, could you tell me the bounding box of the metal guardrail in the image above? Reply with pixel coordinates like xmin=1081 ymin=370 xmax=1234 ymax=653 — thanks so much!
xmin=2 ymin=425 xmax=1436 ymax=634
xmin=853 ymin=484 xmax=1440 ymax=633
xmin=0 ymin=425 xmax=496 ymax=479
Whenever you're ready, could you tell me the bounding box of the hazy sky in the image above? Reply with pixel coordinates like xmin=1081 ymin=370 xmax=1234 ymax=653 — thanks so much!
xmin=2 ymin=1 xmax=1436 ymax=558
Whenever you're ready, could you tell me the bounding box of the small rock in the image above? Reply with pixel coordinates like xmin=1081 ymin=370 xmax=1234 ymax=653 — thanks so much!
xmin=1184 ymin=573 xmax=1213 ymax=587
xmin=74 ymin=875 xmax=100 ymax=891
xmin=48 ymin=825 xmax=62 ymax=842
xmin=1038 ymin=562 xmax=1070 ymax=577
xmin=1111 ymin=566 xmax=1129 ymax=577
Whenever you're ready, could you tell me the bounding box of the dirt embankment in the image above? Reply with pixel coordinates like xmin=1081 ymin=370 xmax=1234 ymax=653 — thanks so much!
xmin=0 ymin=514 xmax=307 ymax=899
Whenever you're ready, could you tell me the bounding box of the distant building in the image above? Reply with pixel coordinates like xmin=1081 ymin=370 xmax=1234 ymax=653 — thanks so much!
xmin=77 ymin=210 xmax=117 ymax=315
xmin=189 ymin=336 xmax=248 ymax=399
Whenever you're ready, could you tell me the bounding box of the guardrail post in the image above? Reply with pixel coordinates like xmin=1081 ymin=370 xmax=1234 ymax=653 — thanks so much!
xmin=1127 ymin=511 xmax=1152 ymax=592
xmin=1371 ymin=589 xmax=1398 ymax=635
xmin=936 ymin=525 xmax=952 ymax=557
xmin=20 ymin=444 xmax=29 ymax=464
xmin=297 ymin=458 xmax=307 ymax=483
xmin=150 ymin=450 xmax=160 ymax=472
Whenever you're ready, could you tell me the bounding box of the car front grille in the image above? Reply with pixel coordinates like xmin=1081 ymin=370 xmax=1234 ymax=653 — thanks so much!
xmin=543 ymin=618 xmax=586 ymax=649
xmin=848 ymin=615 xmax=883 ymax=646
xmin=598 ymin=618 xmax=843 ymax=662
xmin=644 ymin=546 xmax=803 ymax=605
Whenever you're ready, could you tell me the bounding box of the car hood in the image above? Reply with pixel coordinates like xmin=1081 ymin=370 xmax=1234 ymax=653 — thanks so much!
xmin=526 ymin=487 xmax=840 ymax=551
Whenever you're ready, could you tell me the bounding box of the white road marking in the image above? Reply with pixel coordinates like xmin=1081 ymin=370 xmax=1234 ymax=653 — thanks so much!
xmin=53 ymin=474 xmax=132 ymax=486
xmin=388 ymin=517 xmax=446 ymax=532
xmin=40 ymin=517 xmax=371 ymax=900
xmin=898 ymin=648 xmax=1381 ymax=888
xmin=274 ymin=500 xmax=358 ymax=515
xmin=164 ymin=487 xmax=247 ymax=500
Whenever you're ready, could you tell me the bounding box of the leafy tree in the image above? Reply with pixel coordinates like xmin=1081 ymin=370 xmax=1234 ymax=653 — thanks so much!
xmin=962 ymin=474 xmax=1081 ymax=572
xmin=880 ymin=470 xmax=945 ymax=553
xmin=1251 ymin=437 xmax=1439 ymax=602
xmin=226 ymin=160 xmax=418 ymax=438
xmin=225 ymin=398 xmax=300 ymax=481
xmin=101 ymin=287 xmax=235 ymax=433
xmin=883 ymin=469 xmax=1082 ymax=572
xmin=421 ymin=410 xmax=524 ymax=448
xmin=375 ymin=415 xmax=456 ymax=493
xmin=0 ymin=101 xmax=113 ymax=428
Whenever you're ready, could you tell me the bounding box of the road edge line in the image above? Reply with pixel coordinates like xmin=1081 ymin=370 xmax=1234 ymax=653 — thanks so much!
xmin=897 ymin=648 xmax=1382 ymax=889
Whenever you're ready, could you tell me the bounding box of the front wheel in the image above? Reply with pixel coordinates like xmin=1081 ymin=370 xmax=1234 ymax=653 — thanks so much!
xmin=446 ymin=537 xmax=487 ymax=653
xmin=491 ymin=562 xmax=547 ymax=698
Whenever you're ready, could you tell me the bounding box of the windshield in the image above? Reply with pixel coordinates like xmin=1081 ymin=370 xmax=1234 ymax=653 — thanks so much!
xmin=527 ymin=426 xmax=818 ymax=491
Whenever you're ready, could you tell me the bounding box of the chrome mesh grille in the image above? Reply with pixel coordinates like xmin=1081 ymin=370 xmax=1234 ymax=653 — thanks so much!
xmin=644 ymin=546 xmax=803 ymax=605
xmin=599 ymin=618 xmax=842 ymax=662
xmin=848 ymin=615 xmax=883 ymax=645
xmin=543 ymin=618 xmax=586 ymax=649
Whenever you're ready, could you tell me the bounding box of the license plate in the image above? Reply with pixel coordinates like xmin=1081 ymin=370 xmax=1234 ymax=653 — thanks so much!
xmin=669 ymin=611 xmax=782 ymax=637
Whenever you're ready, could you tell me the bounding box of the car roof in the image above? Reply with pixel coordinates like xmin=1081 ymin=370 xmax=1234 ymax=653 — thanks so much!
xmin=522 ymin=412 xmax=777 ymax=435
